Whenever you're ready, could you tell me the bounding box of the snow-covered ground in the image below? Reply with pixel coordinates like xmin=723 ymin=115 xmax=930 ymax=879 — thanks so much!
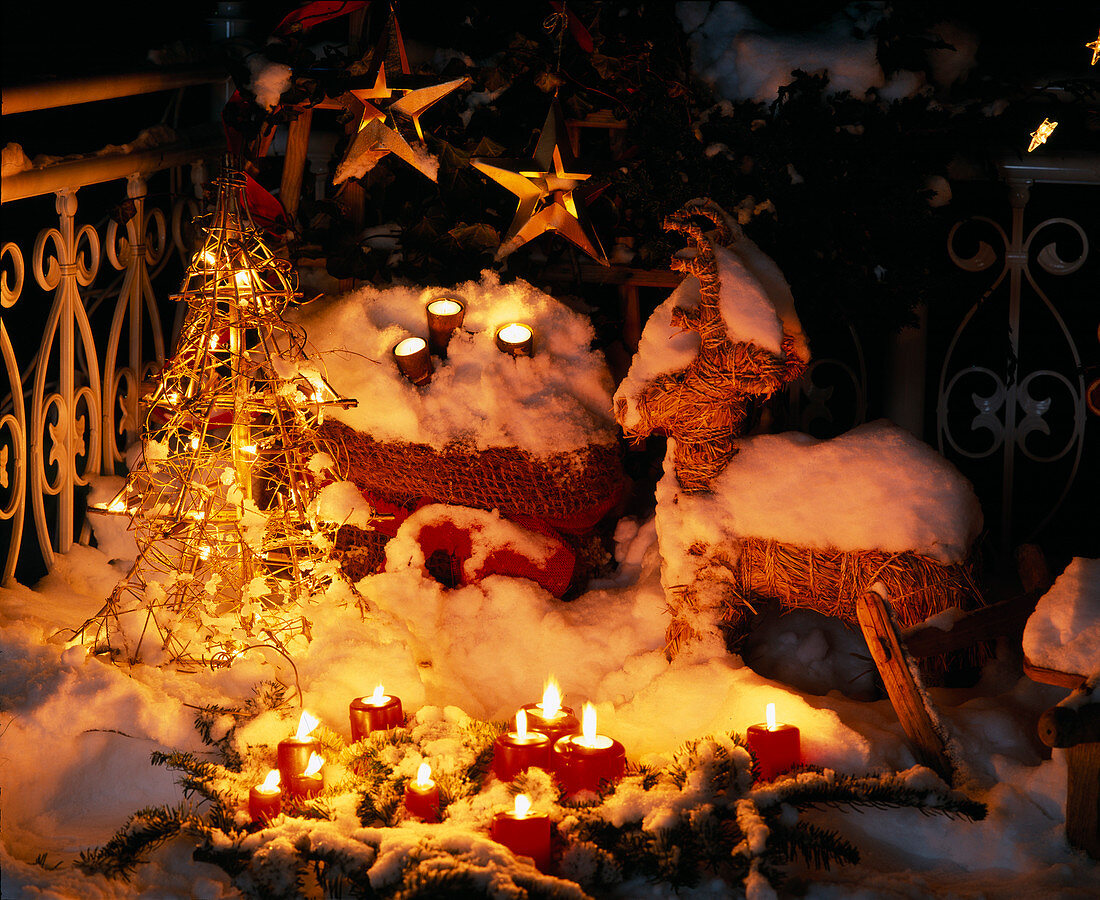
xmin=1 ymin=520 xmax=1096 ymax=898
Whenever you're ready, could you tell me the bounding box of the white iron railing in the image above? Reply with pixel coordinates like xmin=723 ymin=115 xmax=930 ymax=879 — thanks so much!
xmin=1 ymin=68 xmax=224 ymax=583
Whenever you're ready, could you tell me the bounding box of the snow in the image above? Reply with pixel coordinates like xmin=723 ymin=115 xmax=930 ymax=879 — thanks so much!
xmin=658 ymin=420 xmax=982 ymax=567
xmin=246 ymin=56 xmax=292 ymax=111
xmin=677 ymin=2 xmax=889 ymax=103
xmin=677 ymin=3 xmax=977 ymax=105
xmin=1 ymin=499 xmax=1095 ymax=897
xmin=1023 ymin=557 xmax=1100 ymax=676
xmin=287 ymin=272 xmax=617 ymax=457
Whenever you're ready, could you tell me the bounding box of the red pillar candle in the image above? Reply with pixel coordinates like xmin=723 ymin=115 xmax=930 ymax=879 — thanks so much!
xmin=551 ymin=703 xmax=626 ymax=797
xmin=277 ymin=711 xmax=320 ymax=786
xmin=287 ymin=752 xmax=325 ymax=800
xmin=350 ymin=685 xmax=405 ymax=741
xmin=404 ymin=763 xmax=441 ymax=823
xmin=248 ymin=769 xmax=282 ymax=823
xmin=745 ymin=703 xmax=801 ymax=782
xmin=493 ymin=709 xmax=552 ymax=782
xmin=491 ymin=794 xmax=551 ymax=872
xmin=520 ymin=679 xmax=580 ymax=746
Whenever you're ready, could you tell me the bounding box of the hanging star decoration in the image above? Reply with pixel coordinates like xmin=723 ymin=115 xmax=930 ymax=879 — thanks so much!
xmin=1087 ymin=29 xmax=1100 ymax=65
xmin=472 ymin=100 xmax=608 ymax=266
xmin=1027 ymin=117 xmax=1058 ymax=152
xmin=333 ymin=13 xmax=467 ymax=185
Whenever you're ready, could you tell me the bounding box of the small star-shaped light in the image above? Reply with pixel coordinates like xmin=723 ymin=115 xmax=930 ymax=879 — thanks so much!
xmin=1087 ymin=30 xmax=1100 ymax=65
xmin=473 ymin=101 xmax=608 ymax=265
xmin=1028 ymin=117 xmax=1058 ymax=153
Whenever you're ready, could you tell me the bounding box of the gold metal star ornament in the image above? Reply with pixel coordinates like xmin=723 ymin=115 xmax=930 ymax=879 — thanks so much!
xmin=473 ymin=101 xmax=608 ymax=265
xmin=1087 ymin=29 xmax=1100 ymax=65
xmin=333 ymin=63 xmax=468 ymax=184
xmin=1028 ymin=117 xmax=1058 ymax=153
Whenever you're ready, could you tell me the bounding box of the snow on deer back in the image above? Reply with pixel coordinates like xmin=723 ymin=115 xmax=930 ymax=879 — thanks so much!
xmin=614 ymin=203 xmax=983 ymax=659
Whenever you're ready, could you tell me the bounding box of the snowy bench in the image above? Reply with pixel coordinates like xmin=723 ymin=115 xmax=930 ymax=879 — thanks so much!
xmin=1022 ymin=557 xmax=1100 ymax=859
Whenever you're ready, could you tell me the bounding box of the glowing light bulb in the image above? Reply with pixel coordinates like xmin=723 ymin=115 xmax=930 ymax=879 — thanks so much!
xmin=1028 ymin=117 xmax=1058 ymax=152
xmin=240 ymin=444 xmax=257 ymax=455
xmin=514 ymin=794 xmax=531 ymax=818
xmin=166 ymin=392 xmax=180 ymax=405
xmin=259 ymin=769 xmax=280 ymax=793
xmin=199 ymin=545 xmax=211 ymax=561
xmin=766 ymin=703 xmax=777 ymax=731
xmin=294 ymin=711 xmax=320 ymax=741
xmin=303 ymin=752 xmax=324 ymax=778
xmin=108 ymin=498 xmax=127 ymax=513
xmin=415 ymin=762 xmax=433 ymax=787
xmin=209 ymin=334 xmax=219 ymax=350
xmin=189 ymin=436 xmax=200 ymax=450
xmin=540 ymin=679 xmax=561 ymax=719
xmin=516 ymin=708 xmax=528 ymax=740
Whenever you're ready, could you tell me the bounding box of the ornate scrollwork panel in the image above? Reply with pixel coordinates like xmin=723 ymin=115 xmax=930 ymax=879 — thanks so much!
xmin=28 ymin=189 xmax=103 ymax=568
xmin=1 ymin=240 xmax=27 ymax=584
xmin=940 ymin=192 xmax=1090 ymax=551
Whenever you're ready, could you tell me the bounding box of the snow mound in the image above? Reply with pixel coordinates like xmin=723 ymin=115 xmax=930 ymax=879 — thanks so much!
xmin=659 ymin=420 xmax=982 ymax=565
xmin=289 ymin=271 xmax=617 ymax=457
xmin=1023 ymin=557 xmax=1100 ymax=677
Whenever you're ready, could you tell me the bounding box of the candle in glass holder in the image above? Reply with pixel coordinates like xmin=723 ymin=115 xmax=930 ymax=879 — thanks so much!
xmin=521 ymin=679 xmax=580 ymax=746
xmin=277 ymin=711 xmax=320 ymax=786
xmin=493 ymin=709 xmax=552 ymax=782
xmin=393 ymin=336 xmax=433 ymax=385
xmin=552 ymin=703 xmax=626 ymax=797
xmin=745 ymin=703 xmax=801 ymax=782
xmin=350 ymin=685 xmax=405 ymax=740
xmin=495 ymin=322 xmax=533 ymax=357
xmin=491 ymin=793 xmax=551 ymax=872
xmin=426 ymin=297 xmax=465 ymax=359
xmin=404 ymin=762 xmax=441 ymax=823
xmin=248 ymin=769 xmax=282 ymax=823
xmin=287 ymin=751 xmax=325 ymax=800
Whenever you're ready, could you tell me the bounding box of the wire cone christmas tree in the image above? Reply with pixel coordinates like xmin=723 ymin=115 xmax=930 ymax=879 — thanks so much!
xmin=85 ymin=167 xmax=356 ymax=668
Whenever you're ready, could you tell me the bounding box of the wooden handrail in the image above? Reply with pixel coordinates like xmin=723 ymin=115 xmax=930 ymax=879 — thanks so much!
xmin=2 ymin=66 xmax=228 ymax=116
xmin=1 ymin=127 xmax=225 ymax=202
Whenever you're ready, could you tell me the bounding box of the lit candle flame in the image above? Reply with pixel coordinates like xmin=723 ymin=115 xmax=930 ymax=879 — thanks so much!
xmin=540 ymin=679 xmax=561 ymax=719
xmin=428 ymin=298 xmax=463 ymax=316
xmin=514 ymin=793 xmax=531 ymax=818
xmin=516 ymin=708 xmax=528 ymax=739
xmin=766 ymin=703 xmax=777 ymax=731
xmin=372 ymin=685 xmax=385 ymax=704
xmin=582 ymin=702 xmax=597 ymax=743
xmin=259 ymin=769 xmax=280 ymax=792
xmin=497 ymin=323 xmax=532 ymax=345
xmin=394 ymin=336 xmax=427 ymax=356
xmin=294 ymin=711 xmax=320 ymax=741
xmin=415 ymin=762 xmax=433 ymax=787
xmin=303 ymin=752 xmax=324 ymax=778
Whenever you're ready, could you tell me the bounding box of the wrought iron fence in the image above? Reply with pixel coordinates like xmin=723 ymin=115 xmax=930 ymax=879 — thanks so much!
xmin=1 ymin=69 xmax=223 ymax=583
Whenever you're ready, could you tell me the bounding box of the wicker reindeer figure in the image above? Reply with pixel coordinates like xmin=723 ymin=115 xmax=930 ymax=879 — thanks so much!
xmin=616 ymin=203 xmax=982 ymax=661
xmin=616 ymin=204 xmax=806 ymax=493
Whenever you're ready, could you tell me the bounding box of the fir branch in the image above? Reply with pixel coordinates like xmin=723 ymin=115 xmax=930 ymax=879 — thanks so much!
xmin=766 ymin=819 xmax=861 ymax=870
xmin=77 ymin=802 xmax=194 ymax=880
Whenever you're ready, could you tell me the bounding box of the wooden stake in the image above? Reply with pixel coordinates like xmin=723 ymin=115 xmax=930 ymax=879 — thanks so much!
xmin=1035 ymin=678 xmax=1100 ymax=859
xmin=279 ymin=107 xmax=313 ymax=220
xmin=857 ymin=587 xmax=955 ymax=783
